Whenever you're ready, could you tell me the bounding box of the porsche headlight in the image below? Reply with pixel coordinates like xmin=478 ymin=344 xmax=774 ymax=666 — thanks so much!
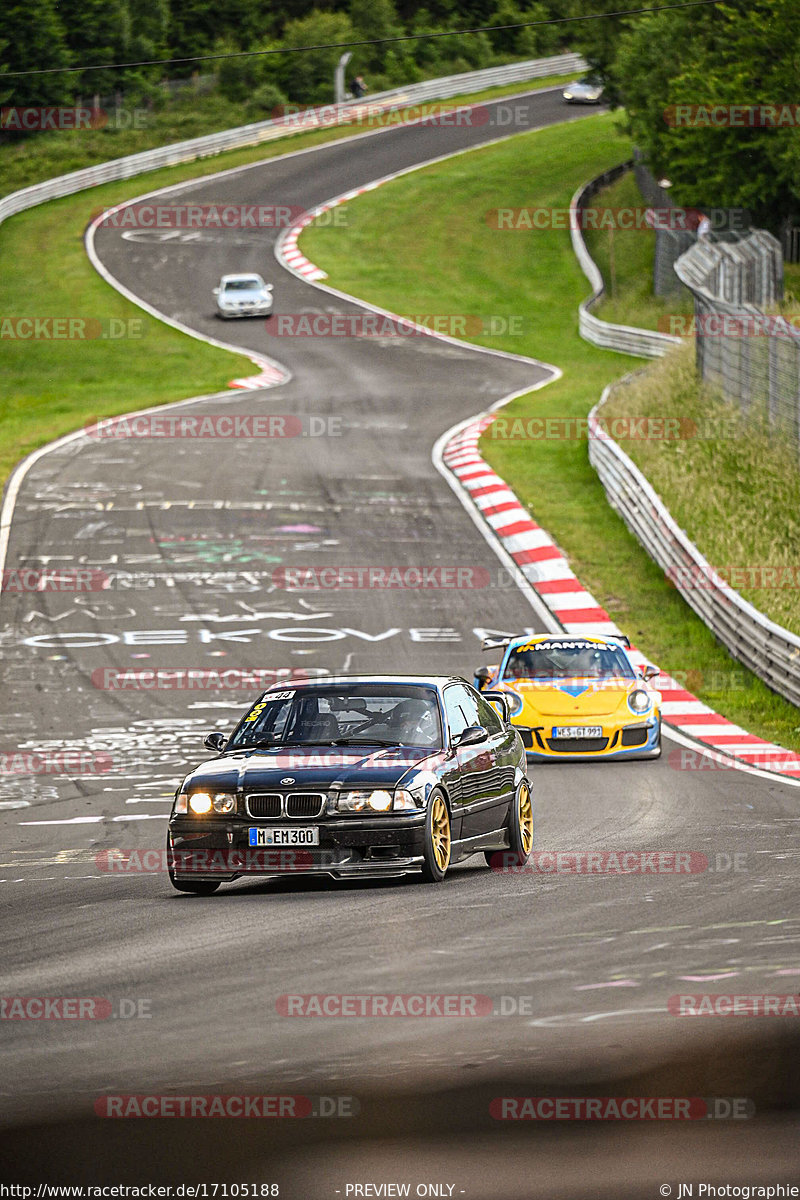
xmin=503 ymin=690 xmax=524 ymax=717
xmin=335 ymin=789 xmax=418 ymax=813
xmin=628 ymin=689 xmax=652 ymax=715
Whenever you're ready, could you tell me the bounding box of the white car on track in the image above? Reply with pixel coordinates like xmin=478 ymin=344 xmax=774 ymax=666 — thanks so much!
xmin=213 ymin=273 xmax=274 ymax=319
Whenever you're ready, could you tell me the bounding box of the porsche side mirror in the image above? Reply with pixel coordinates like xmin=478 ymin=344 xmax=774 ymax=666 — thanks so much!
xmin=641 ymin=665 xmax=659 ymax=682
xmin=204 ymin=732 xmax=226 ymax=753
xmin=474 ymin=666 xmax=492 ymax=691
xmin=482 ymin=690 xmax=510 ymax=723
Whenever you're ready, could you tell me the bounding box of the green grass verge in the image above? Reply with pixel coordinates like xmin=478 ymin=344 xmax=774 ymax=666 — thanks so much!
xmin=602 ymin=345 xmax=800 ymax=633
xmin=583 ymin=169 xmax=695 ymax=331
xmin=0 ymin=76 xmax=573 ymax=487
xmin=0 ymin=74 xmax=577 ymax=196
xmin=300 ymin=111 xmax=800 ymax=748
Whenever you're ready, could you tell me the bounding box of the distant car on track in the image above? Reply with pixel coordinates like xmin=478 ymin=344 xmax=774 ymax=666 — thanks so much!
xmin=474 ymin=633 xmax=661 ymax=762
xmin=213 ymin=273 xmax=273 ymax=318
xmin=562 ymin=76 xmax=604 ymax=104
xmin=168 ymin=674 xmax=532 ymax=894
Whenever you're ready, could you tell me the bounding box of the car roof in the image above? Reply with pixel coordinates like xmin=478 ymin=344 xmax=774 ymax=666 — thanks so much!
xmin=219 ymin=273 xmax=265 ymax=284
xmin=265 ymin=674 xmax=465 ymax=691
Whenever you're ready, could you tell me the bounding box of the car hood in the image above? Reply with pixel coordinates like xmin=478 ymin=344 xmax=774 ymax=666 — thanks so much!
xmin=510 ymin=678 xmax=636 ymax=717
xmin=185 ymin=744 xmax=441 ymax=792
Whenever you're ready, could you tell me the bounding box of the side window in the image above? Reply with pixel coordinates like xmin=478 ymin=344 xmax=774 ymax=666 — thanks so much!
xmin=473 ymin=690 xmax=503 ymax=734
xmin=443 ymin=684 xmax=481 ymax=742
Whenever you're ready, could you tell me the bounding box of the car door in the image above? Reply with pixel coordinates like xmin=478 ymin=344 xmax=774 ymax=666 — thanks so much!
xmin=473 ymin=687 xmax=520 ymax=831
xmin=440 ymin=686 xmax=467 ymax=838
xmin=442 ymin=683 xmax=499 ymax=840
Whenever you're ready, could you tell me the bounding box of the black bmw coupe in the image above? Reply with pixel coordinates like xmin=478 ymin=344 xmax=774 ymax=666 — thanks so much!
xmin=167 ymin=674 xmax=533 ymax=893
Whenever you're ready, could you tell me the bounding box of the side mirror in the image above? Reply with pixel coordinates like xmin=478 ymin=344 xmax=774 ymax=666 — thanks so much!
xmin=204 ymin=732 xmax=226 ymax=753
xmin=641 ymin=665 xmax=659 ymax=682
xmin=474 ymin=665 xmax=492 ymax=691
xmin=212 ymin=287 xmax=220 ymax=295
xmin=265 ymin=283 xmax=274 ymax=291
xmin=453 ymin=724 xmax=488 ymax=749
xmin=482 ymin=690 xmax=510 ymax=723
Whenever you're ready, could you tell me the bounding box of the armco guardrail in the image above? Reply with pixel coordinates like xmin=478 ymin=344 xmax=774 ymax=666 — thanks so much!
xmin=570 ymin=163 xmax=683 ymax=359
xmin=0 ymin=53 xmax=586 ymax=231
xmin=588 ymin=377 xmax=800 ymax=708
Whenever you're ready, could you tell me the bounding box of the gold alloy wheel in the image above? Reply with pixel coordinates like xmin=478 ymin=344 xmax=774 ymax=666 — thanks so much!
xmin=430 ymin=794 xmax=451 ymax=872
xmin=518 ymin=783 xmax=533 ymax=856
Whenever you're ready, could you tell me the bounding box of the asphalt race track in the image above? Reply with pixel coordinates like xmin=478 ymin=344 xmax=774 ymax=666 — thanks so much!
xmin=1 ymin=87 xmax=798 ymax=1191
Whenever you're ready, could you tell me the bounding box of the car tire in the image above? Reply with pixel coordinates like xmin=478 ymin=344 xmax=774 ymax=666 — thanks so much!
xmin=167 ymin=835 xmax=221 ymax=895
xmin=485 ymin=778 xmax=533 ymax=869
xmin=420 ymin=790 xmax=451 ymax=883
xmin=170 ymin=878 xmax=221 ymax=895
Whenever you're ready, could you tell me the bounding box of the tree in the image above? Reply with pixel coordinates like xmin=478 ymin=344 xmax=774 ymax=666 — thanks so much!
xmin=614 ymin=0 xmax=800 ymax=230
xmin=276 ymin=11 xmax=358 ymax=104
xmin=2 ymin=0 xmax=72 ymax=106
xmin=349 ymin=0 xmax=402 ymax=71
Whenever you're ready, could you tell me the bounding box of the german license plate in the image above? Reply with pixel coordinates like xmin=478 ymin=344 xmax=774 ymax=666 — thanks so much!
xmin=249 ymin=826 xmax=319 ymax=846
xmin=552 ymin=726 xmax=603 ymax=739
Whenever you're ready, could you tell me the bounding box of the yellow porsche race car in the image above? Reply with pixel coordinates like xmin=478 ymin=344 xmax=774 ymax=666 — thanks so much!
xmin=475 ymin=633 xmax=662 ymax=762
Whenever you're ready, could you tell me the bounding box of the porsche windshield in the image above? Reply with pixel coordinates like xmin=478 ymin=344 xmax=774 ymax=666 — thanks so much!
xmin=228 ymin=685 xmax=443 ymax=749
xmin=502 ymin=640 xmax=635 ymax=681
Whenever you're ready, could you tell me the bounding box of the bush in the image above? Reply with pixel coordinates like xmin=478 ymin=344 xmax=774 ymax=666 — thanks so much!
xmin=245 ymin=82 xmax=289 ymax=119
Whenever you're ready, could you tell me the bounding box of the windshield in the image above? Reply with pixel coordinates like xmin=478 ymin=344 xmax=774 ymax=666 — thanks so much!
xmin=224 ymin=278 xmax=263 ymax=292
xmin=502 ymin=640 xmax=635 ymax=681
xmin=227 ymin=684 xmax=443 ymax=750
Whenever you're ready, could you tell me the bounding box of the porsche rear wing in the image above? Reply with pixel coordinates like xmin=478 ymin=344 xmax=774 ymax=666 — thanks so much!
xmin=480 ymin=631 xmax=631 ymax=652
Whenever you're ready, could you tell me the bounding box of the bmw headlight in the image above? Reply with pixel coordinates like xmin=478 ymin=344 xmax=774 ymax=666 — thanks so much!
xmin=628 ymin=689 xmax=652 ymax=715
xmin=335 ymin=789 xmax=419 ymax=813
xmin=188 ymin=791 xmax=236 ymax=815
